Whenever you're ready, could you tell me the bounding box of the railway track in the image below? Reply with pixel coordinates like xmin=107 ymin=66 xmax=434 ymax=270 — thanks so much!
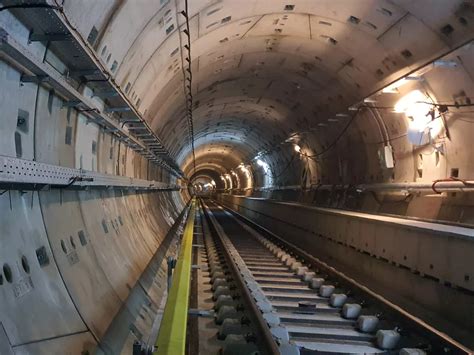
xmin=194 ymin=198 xmax=470 ymax=355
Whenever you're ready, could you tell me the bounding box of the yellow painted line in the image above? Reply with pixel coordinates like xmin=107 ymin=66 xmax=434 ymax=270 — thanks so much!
xmin=155 ymin=198 xmax=196 ymax=355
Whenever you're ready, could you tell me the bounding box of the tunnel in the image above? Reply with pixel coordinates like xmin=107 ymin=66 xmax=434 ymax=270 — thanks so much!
xmin=0 ymin=0 xmax=473 ymax=354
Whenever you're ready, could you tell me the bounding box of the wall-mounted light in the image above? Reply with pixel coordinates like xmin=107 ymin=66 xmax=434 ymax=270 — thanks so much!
xmin=394 ymin=90 xmax=442 ymax=145
xmin=363 ymin=98 xmax=377 ymax=103
xmin=294 ymin=144 xmax=301 ymax=153
xmin=382 ymin=76 xmax=421 ymax=94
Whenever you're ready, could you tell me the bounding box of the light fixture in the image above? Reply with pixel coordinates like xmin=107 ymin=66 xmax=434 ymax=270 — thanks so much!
xmin=256 ymin=159 xmax=265 ymax=166
xmin=394 ymin=90 xmax=442 ymax=144
xmin=382 ymin=76 xmax=421 ymax=94
xmin=294 ymin=144 xmax=301 ymax=153
xmin=363 ymin=98 xmax=377 ymax=103
xmin=394 ymin=90 xmax=429 ymax=114
xmin=433 ymin=60 xmax=458 ymax=68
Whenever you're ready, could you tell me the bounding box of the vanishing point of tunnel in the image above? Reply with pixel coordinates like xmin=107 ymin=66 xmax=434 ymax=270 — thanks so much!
xmin=0 ymin=1 xmax=474 ymax=354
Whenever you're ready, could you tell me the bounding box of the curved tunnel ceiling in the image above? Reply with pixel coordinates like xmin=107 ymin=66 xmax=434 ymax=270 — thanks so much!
xmin=2 ymin=3 xmax=474 ymax=353
xmin=78 ymin=0 xmax=473 ymax=182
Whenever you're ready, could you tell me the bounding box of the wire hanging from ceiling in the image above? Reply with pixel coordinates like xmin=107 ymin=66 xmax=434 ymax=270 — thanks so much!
xmin=180 ymin=0 xmax=196 ymax=176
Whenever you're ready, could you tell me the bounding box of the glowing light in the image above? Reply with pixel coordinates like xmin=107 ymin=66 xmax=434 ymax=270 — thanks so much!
xmin=294 ymin=144 xmax=301 ymax=153
xmin=364 ymin=98 xmax=377 ymax=103
xmin=257 ymin=159 xmax=265 ymax=167
xmin=394 ymin=90 xmax=442 ymax=144
xmin=239 ymin=164 xmax=249 ymax=173
xmin=394 ymin=90 xmax=428 ymax=114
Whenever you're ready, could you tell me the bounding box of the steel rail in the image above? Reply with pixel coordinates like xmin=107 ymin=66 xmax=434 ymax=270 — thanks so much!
xmin=201 ymin=200 xmax=280 ymax=355
xmin=216 ymin=200 xmax=472 ymax=355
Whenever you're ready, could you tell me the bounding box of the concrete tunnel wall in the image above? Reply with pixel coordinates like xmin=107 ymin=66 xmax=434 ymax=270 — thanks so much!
xmin=6 ymin=0 xmax=471 ymax=225
xmin=1 ymin=0 xmax=474 ymax=353
xmin=0 ymin=9 xmax=187 ymax=354
xmin=40 ymin=0 xmax=474 ymax=225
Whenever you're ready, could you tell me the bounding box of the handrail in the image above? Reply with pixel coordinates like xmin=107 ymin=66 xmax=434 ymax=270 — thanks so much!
xmin=154 ymin=198 xmax=196 ymax=355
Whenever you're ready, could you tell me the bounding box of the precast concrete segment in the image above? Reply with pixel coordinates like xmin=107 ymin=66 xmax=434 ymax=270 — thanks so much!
xmin=0 ymin=15 xmax=181 ymax=176
xmin=205 ymin=200 xmax=442 ymax=354
xmin=101 ymin=203 xmax=189 ymax=354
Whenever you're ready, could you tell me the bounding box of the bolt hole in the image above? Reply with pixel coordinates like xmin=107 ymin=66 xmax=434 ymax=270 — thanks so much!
xmin=21 ymin=255 xmax=30 ymax=274
xmin=401 ymin=49 xmax=413 ymax=58
xmin=429 ymin=264 xmax=434 ymax=270
xmin=459 ymin=17 xmax=468 ymax=26
xmin=440 ymin=24 xmax=454 ymax=36
xmin=3 ymin=264 xmax=13 ymax=283
xmin=70 ymin=235 xmax=76 ymax=249
xmin=61 ymin=239 xmax=68 ymax=254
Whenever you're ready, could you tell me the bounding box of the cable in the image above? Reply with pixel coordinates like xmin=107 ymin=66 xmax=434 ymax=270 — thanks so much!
xmin=307 ymin=107 xmax=363 ymax=159
xmin=417 ymin=101 xmax=474 ymax=108
xmin=366 ymin=133 xmax=408 ymax=145
xmin=180 ymin=0 xmax=196 ymax=176
xmin=273 ymin=154 xmax=296 ymax=180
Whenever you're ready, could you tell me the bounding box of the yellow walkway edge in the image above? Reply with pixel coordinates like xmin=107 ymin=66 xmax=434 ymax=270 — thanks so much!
xmin=155 ymin=198 xmax=196 ymax=354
